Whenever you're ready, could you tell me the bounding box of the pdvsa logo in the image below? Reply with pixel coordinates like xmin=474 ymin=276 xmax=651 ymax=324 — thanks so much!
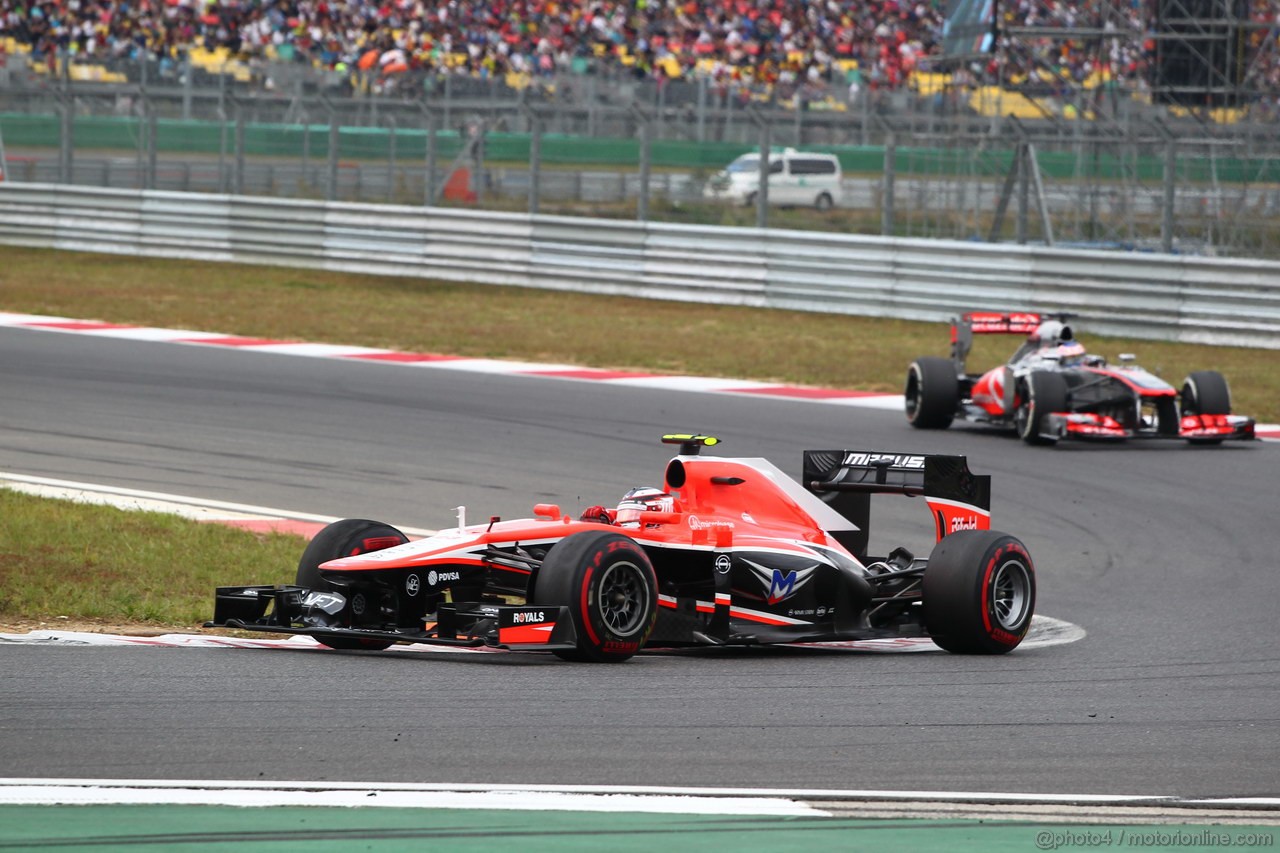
xmin=427 ymin=570 xmax=462 ymax=586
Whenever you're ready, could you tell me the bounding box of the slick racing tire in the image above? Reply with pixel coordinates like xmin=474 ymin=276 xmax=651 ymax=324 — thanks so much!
xmin=1181 ymin=370 xmax=1231 ymax=445
xmin=296 ymin=518 xmax=409 ymax=651
xmin=923 ymin=530 xmax=1036 ymax=655
xmin=1015 ymin=371 xmax=1068 ymax=445
xmin=904 ymin=357 xmax=959 ymax=429
xmin=532 ymin=531 xmax=658 ymax=663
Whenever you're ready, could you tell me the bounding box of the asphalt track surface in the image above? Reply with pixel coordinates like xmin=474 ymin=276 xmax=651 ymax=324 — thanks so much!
xmin=1 ymin=325 xmax=1277 ymax=798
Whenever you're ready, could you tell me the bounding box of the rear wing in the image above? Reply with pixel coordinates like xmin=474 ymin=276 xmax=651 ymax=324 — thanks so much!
xmin=951 ymin=311 xmax=1072 ymax=367
xmin=802 ymin=450 xmax=991 ymax=561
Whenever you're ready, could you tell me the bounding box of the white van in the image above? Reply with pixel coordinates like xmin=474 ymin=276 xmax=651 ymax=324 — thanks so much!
xmin=703 ymin=148 xmax=844 ymax=210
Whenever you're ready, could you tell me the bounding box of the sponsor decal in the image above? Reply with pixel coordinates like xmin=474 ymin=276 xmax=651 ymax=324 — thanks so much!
xmin=350 ymin=593 xmax=367 ymax=616
xmin=743 ymin=559 xmax=818 ymax=605
xmin=405 ymin=574 xmax=420 ymax=596
xmin=351 ymin=540 xmax=424 ymax=561
xmin=302 ymin=592 xmax=344 ymax=611
xmin=949 ymin=516 xmax=980 ymax=532
xmin=688 ymin=516 xmax=734 ymax=531
xmin=714 ymin=554 xmax=732 ymax=574
xmin=426 ymin=570 xmax=462 ymax=586
xmin=740 ymin=512 xmax=757 ymax=524
xmin=842 ymin=452 xmax=925 ymax=470
xmin=990 ymin=627 xmax=1021 ymax=645
xmin=967 ymin=312 xmax=1041 ymax=333
xmin=511 ymin=611 xmax=546 ymax=624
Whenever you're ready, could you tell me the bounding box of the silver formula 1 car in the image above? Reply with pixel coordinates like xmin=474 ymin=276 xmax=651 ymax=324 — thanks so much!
xmin=905 ymin=312 xmax=1256 ymax=446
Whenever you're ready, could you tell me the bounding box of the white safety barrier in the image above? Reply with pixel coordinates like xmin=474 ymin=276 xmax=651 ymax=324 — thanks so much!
xmin=1 ymin=182 xmax=1277 ymax=348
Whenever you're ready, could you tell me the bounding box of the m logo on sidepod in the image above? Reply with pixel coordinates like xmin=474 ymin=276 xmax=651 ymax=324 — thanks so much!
xmin=743 ymin=559 xmax=818 ymax=605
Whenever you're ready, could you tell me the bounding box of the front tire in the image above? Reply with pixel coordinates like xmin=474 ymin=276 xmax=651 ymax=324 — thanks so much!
xmin=1181 ymin=370 xmax=1231 ymax=415
xmin=815 ymin=192 xmax=834 ymax=211
xmin=296 ymin=518 xmax=409 ymax=651
xmin=923 ymin=530 xmax=1036 ymax=654
xmin=532 ymin=531 xmax=658 ymax=663
xmin=904 ymin=357 xmax=959 ymax=429
xmin=1015 ymin=371 xmax=1068 ymax=445
xmin=1181 ymin=370 xmax=1232 ymax=445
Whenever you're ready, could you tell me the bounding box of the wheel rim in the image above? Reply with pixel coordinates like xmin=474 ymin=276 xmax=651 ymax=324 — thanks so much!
xmin=905 ymin=369 xmax=921 ymax=419
xmin=1182 ymin=383 xmax=1198 ymax=415
xmin=596 ymin=561 xmax=650 ymax=638
xmin=991 ymin=559 xmax=1031 ymax=630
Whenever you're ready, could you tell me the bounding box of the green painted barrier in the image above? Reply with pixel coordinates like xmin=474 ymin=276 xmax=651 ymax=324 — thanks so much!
xmin=3 ymin=804 xmax=1275 ymax=853
xmin=3 ymin=111 xmax=1277 ymax=182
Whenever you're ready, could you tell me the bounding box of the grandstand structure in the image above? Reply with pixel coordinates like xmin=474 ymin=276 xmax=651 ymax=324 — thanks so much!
xmin=0 ymin=1 xmax=1276 ymax=256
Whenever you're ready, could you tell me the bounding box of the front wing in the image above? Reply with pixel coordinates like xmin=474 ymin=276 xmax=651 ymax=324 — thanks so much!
xmin=1042 ymin=411 xmax=1256 ymax=441
xmin=208 ymin=585 xmax=579 ymax=652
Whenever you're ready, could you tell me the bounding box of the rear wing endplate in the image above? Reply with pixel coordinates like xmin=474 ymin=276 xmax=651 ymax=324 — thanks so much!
xmin=802 ymin=450 xmax=991 ymax=560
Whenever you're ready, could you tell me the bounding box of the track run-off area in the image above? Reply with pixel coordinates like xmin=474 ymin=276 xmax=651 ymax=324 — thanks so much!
xmin=1 ymin=313 xmax=1278 ymax=849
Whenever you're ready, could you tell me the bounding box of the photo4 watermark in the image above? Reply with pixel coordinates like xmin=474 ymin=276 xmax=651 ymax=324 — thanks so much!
xmin=1035 ymin=828 xmax=1275 ymax=850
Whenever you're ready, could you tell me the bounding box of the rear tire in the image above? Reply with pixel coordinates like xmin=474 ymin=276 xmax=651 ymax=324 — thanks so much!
xmin=815 ymin=192 xmax=834 ymax=211
xmin=1015 ymin=371 xmax=1068 ymax=445
xmin=904 ymin=357 xmax=959 ymax=429
xmin=296 ymin=519 xmax=409 ymax=651
xmin=1181 ymin=370 xmax=1231 ymax=445
xmin=923 ymin=530 xmax=1036 ymax=654
xmin=532 ymin=531 xmax=658 ymax=663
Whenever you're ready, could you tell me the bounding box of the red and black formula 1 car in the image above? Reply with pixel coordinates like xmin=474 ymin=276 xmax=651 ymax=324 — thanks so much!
xmin=209 ymin=435 xmax=1037 ymax=660
xmin=905 ymin=312 xmax=1256 ymax=446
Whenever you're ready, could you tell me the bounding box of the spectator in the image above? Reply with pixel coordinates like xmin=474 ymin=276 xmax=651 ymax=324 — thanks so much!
xmin=0 ymin=0 xmax=1272 ymax=104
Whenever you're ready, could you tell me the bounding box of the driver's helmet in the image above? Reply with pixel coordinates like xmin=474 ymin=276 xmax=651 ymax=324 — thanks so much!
xmin=1029 ymin=319 xmax=1072 ymax=346
xmin=1056 ymin=341 xmax=1087 ymax=365
xmin=615 ymin=487 xmax=675 ymax=527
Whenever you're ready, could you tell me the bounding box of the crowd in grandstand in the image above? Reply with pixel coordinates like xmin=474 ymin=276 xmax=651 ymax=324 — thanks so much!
xmin=1 ymin=0 xmax=1275 ymax=103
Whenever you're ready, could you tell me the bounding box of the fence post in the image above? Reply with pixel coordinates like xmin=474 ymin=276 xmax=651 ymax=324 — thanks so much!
xmin=881 ymin=125 xmax=896 ymax=237
xmin=59 ymin=94 xmax=75 ymax=184
xmin=234 ymin=103 xmax=247 ymax=196
xmin=147 ymin=106 xmax=159 ymax=190
xmin=216 ymin=104 xmax=228 ymax=193
xmin=423 ymin=106 xmax=437 ymax=206
xmin=386 ymin=115 xmax=397 ymax=203
xmin=1015 ymin=143 xmax=1029 ymax=245
xmin=696 ymin=75 xmax=707 ymax=143
xmin=327 ymin=104 xmax=340 ymax=202
xmin=1157 ymin=121 xmax=1177 ymax=254
xmin=181 ymin=51 xmax=193 ymax=121
xmin=751 ymin=107 xmax=771 ymax=229
xmin=526 ymin=107 xmax=541 ymax=214
xmin=635 ymin=105 xmax=651 ymax=221
xmin=135 ymin=95 xmax=147 ymax=190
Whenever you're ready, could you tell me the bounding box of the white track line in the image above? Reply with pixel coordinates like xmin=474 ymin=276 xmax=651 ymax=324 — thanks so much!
xmin=0 ymin=472 xmax=435 ymax=536
xmin=0 ymin=781 xmax=824 ymax=815
xmin=0 ymin=779 xmax=1275 ymax=814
